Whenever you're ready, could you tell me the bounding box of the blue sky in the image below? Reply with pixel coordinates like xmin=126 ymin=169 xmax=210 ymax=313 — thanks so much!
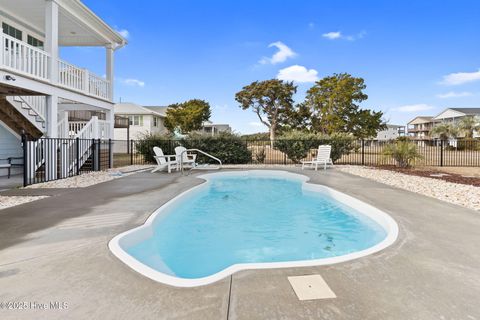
xmin=63 ymin=0 xmax=480 ymax=133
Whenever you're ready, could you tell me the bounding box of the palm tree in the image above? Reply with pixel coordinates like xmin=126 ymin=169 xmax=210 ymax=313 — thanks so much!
xmin=431 ymin=123 xmax=459 ymax=140
xmin=383 ymin=140 xmax=423 ymax=168
xmin=457 ymin=116 xmax=480 ymax=138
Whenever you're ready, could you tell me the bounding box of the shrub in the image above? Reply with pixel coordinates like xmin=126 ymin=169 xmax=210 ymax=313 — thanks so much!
xmin=134 ymin=133 xmax=179 ymax=163
xmin=182 ymin=132 xmax=252 ymax=164
xmin=275 ymin=130 xmax=355 ymax=163
xmin=382 ymin=140 xmax=423 ymax=168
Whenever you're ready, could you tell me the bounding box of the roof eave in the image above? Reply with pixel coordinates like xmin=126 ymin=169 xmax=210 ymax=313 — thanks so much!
xmin=58 ymin=0 xmax=127 ymax=48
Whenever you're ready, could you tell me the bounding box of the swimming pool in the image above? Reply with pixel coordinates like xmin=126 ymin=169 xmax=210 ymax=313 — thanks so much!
xmin=109 ymin=170 xmax=398 ymax=287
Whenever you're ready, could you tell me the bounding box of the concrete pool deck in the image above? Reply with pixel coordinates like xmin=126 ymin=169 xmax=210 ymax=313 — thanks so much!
xmin=0 ymin=168 xmax=479 ymax=319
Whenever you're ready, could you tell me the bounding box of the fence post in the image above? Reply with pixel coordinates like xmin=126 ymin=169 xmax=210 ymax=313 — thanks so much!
xmin=130 ymin=140 xmax=134 ymax=165
xmin=76 ymin=137 xmax=80 ymax=175
xmin=440 ymin=140 xmax=444 ymax=167
xmin=22 ymin=134 xmax=28 ymax=187
xmin=361 ymin=139 xmax=365 ymax=166
xmin=91 ymin=138 xmax=96 ymax=171
xmin=97 ymin=139 xmax=101 ymax=170
xmin=108 ymin=139 xmax=112 ymax=169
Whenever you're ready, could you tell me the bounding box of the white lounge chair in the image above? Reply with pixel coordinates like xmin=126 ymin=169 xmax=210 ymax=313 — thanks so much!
xmin=301 ymin=145 xmax=333 ymax=171
xmin=151 ymin=147 xmax=177 ymax=173
xmin=175 ymin=146 xmax=197 ymax=170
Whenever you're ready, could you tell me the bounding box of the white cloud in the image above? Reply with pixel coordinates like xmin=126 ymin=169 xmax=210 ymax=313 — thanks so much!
xmin=322 ymin=31 xmax=342 ymax=40
xmin=259 ymin=42 xmax=296 ymax=65
xmin=249 ymin=122 xmax=264 ymax=127
xmin=322 ymin=30 xmax=366 ymax=41
xmin=277 ymin=65 xmax=319 ymax=83
xmin=393 ymin=104 xmax=434 ymax=113
xmin=121 ymin=78 xmax=145 ymax=87
xmin=436 ymin=91 xmax=473 ymax=99
xmin=440 ymin=69 xmax=480 ymax=86
xmin=116 ymin=29 xmax=129 ymax=39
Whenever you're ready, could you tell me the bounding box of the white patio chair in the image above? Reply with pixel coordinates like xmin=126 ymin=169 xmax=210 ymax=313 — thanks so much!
xmin=301 ymin=145 xmax=333 ymax=171
xmin=175 ymin=146 xmax=197 ymax=170
xmin=151 ymin=147 xmax=177 ymax=173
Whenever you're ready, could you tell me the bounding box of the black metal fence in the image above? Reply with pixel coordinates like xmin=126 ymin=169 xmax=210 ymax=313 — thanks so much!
xmin=111 ymin=138 xmax=480 ymax=167
xmin=23 ymin=136 xmax=112 ymax=186
xmin=21 ymin=137 xmax=480 ymax=186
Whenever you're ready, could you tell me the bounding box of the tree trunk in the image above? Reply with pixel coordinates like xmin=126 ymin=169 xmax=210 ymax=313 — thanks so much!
xmin=270 ymin=125 xmax=276 ymax=148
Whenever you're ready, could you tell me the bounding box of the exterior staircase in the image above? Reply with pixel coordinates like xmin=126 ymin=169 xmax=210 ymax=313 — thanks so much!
xmin=0 ymin=96 xmax=46 ymax=138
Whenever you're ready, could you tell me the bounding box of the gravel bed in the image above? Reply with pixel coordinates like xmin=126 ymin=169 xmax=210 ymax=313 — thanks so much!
xmin=0 ymin=196 xmax=49 ymax=210
xmin=337 ymin=166 xmax=480 ymax=211
xmin=26 ymin=165 xmax=153 ymax=189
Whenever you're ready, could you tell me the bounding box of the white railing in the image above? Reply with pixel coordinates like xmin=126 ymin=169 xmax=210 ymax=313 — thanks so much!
xmin=58 ymin=59 xmax=85 ymax=92
xmin=20 ymin=96 xmax=47 ymax=121
xmin=1 ymin=34 xmax=111 ymax=101
xmin=69 ymin=121 xmax=88 ymax=137
xmin=1 ymin=34 xmax=50 ymax=80
xmin=98 ymin=120 xmax=111 ymax=139
xmin=89 ymin=73 xmax=110 ymax=100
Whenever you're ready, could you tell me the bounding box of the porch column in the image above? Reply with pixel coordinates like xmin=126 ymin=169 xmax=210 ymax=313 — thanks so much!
xmin=45 ymin=0 xmax=59 ymax=84
xmin=46 ymin=95 xmax=58 ymax=137
xmin=106 ymin=108 xmax=115 ymax=139
xmin=106 ymin=44 xmax=114 ymax=101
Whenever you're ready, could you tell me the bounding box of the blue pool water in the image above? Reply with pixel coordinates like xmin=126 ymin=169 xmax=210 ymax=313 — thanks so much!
xmin=127 ymin=174 xmax=387 ymax=279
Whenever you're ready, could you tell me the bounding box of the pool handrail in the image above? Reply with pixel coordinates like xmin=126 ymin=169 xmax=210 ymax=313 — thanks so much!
xmin=180 ymin=148 xmax=222 ymax=175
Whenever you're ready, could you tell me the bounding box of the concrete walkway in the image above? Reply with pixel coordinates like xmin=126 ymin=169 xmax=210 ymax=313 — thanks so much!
xmin=0 ymin=168 xmax=479 ymax=320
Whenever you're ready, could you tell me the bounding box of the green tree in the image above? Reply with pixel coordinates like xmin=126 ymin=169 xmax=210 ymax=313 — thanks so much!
xmin=457 ymin=116 xmax=480 ymax=138
xmin=164 ymin=99 xmax=211 ymax=134
xmin=278 ymin=102 xmax=312 ymax=132
xmin=305 ymin=73 xmax=385 ymax=137
xmin=235 ymin=79 xmax=297 ymax=142
xmin=431 ymin=123 xmax=459 ymax=140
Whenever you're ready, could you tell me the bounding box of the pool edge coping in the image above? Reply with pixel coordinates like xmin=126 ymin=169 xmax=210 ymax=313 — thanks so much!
xmin=108 ymin=170 xmax=399 ymax=287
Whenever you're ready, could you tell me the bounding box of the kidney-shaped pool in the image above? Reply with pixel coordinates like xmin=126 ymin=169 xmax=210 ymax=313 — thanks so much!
xmin=109 ymin=170 xmax=398 ymax=287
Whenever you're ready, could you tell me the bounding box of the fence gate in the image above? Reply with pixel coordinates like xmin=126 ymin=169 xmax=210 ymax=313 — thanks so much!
xmin=22 ymin=136 xmax=112 ymax=186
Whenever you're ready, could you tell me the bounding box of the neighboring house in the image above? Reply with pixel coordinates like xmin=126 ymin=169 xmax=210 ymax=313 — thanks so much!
xmin=375 ymin=124 xmax=405 ymax=140
xmin=433 ymin=108 xmax=480 ymax=138
xmin=0 ymin=0 xmax=126 ymax=177
xmin=114 ymin=104 xmax=232 ymax=139
xmin=114 ymin=103 xmax=167 ymax=140
xmin=407 ymin=116 xmax=438 ymax=139
xmin=199 ymin=121 xmax=232 ymax=136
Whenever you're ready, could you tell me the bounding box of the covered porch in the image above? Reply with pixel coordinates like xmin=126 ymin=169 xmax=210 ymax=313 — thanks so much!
xmin=0 ymin=0 xmax=126 ymax=138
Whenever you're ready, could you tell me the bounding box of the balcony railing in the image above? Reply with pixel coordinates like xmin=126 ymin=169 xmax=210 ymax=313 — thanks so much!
xmin=1 ymin=33 xmax=49 ymax=80
xmin=1 ymin=34 xmax=111 ymax=101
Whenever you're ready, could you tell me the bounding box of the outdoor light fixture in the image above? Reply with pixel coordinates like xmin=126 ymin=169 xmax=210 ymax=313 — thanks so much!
xmin=5 ymin=75 xmax=16 ymax=81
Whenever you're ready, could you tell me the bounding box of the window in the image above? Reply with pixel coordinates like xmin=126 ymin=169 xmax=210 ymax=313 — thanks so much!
xmin=27 ymin=35 xmax=44 ymax=49
xmin=2 ymin=23 xmax=22 ymax=40
xmin=153 ymin=116 xmax=158 ymax=127
xmin=128 ymin=115 xmax=143 ymax=126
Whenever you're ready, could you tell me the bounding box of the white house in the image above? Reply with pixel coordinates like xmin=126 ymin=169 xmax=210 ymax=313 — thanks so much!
xmin=199 ymin=121 xmax=232 ymax=136
xmin=375 ymin=124 xmax=405 ymax=140
xmin=407 ymin=116 xmax=438 ymax=139
xmin=0 ymin=0 xmax=127 ymax=177
xmin=433 ymin=108 xmax=480 ymax=138
xmin=113 ymin=104 xmax=232 ymax=139
xmin=114 ymin=103 xmax=167 ymax=140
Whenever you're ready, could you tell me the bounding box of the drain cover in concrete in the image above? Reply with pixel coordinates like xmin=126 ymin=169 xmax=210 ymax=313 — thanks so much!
xmin=288 ymin=275 xmax=336 ymax=301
